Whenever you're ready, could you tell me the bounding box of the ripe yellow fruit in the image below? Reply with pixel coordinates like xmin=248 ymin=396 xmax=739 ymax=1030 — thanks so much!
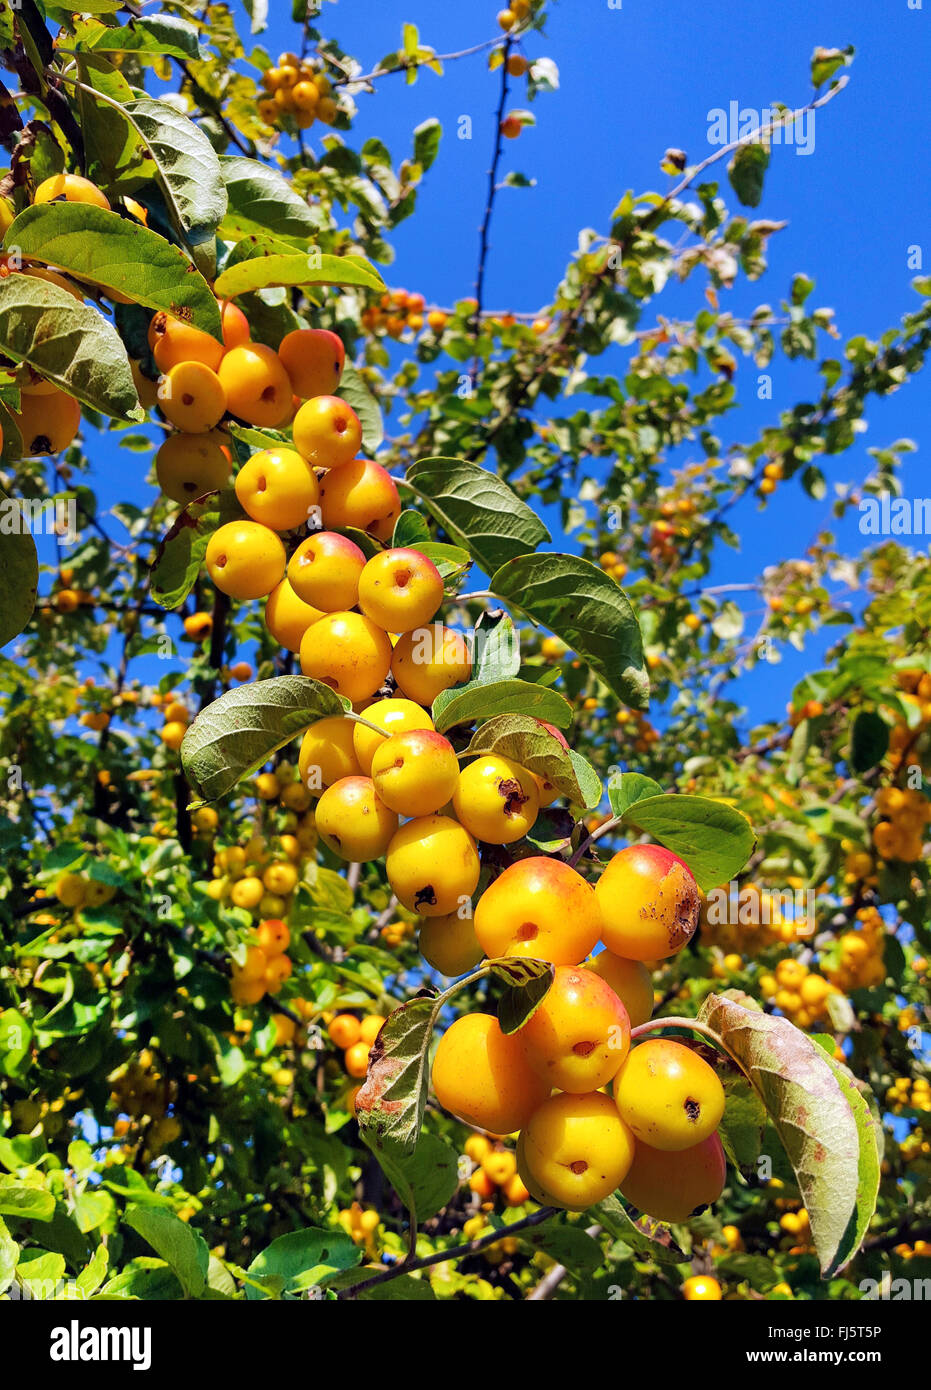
xmin=432 ymin=1013 xmax=550 ymax=1133
xmin=288 ymin=531 xmax=367 ymax=612
xmin=473 ymin=856 xmax=602 ymax=965
xmin=452 ymin=754 xmax=540 ymax=845
xmin=390 ymin=624 xmax=472 ymax=706
xmin=586 ymin=950 xmax=654 ymax=1028
xmin=318 ymin=457 xmax=401 ymax=541
xmin=299 ymin=716 xmax=361 ymax=793
xmin=35 ymin=173 xmax=110 ymax=209
xmin=159 ymin=361 xmax=227 ymax=433
xmin=613 ymin=1040 xmax=725 ymax=1151
xmin=682 ymin=1275 xmax=722 ymax=1300
xmin=234 ymin=448 xmax=320 ymax=532
xmin=160 ymin=721 xmax=187 ymax=751
xmin=149 ymin=313 xmax=224 ymax=373
xmin=299 ymin=611 xmax=393 ymax=703
xmin=230 ymin=876 xmax=265 ymax=910
xmin=418 ymin=909 xmax=485 ymax=977
xmin=55 ymin=872 xmax=86 ymax=908
xmin=386 ymin=814 xmax=480 ymax=916
xmin=292 ymin=395 xmax=362 ymax=468
xmin=315 ymin=776 xmax=398 ymax=861
xmin=264 ymin=578 xmax=324 ymax=653
xmin=155 ymin=432 xmax=231 ymax=505
xmin=520 ymin=1092 xmax=636 ymax=1211
xmin=218 ymin=344 xmax=292 ymax=428
xmin=205 ymin=520 xmax=286 ymax=600
xmin=352 ymin=697 xmax=434 ymax=777
xmin=371 ymin=729 xmax=460 ymax=817
xmin=357 ymin=548 xmax=445 ymax=633
xmin=12 ymin=387 xmax=81 ymax=455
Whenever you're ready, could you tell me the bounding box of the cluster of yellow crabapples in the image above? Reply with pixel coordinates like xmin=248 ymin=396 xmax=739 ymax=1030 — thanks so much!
xmin=416 ymin=844 xmax=731 ymax=1220
xmin=257 ymin=52 xmax=343 ymax=134
xmin=229 ymin=918 xmax=293 ymax=1006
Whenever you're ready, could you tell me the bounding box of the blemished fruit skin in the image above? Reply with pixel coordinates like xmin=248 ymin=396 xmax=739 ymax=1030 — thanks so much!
xmin=299 ymin=716 xmax=361 ymax=792
xmin=517 ymin=965 xmax=631 ymax=1093
xmin=418 ymin=909 xmax=485 ymax=976
xmin=155 ymin=432 xmax=231 ymax=505
xmin=264 ymin=577 xmax=324 ymax=652
xmin=13 ymin=388 xmax=81 ymax=455
xmin=386 ymin=814 xmax=480 ymax=916
xmin=357 ymin=548 xmax=445 ymax=633
xmin=596 ymin=843 xmax=701 ymax=961
xmin=613 ymin=1040 xmax=725 ymax=1151
xmin=279 ymin=328 xmax=345 ymax=399
xmin=619 ymin=1132 xmax=727 ymax=1223
xmin=234 ymin=448 xmax=320 ymax=531
xmin=473 ymin=857 xmax=603 ymax=965
xmin=292 ymin=394 xmax=362 ymax=467
xmin=520 ymin=1091 xmax=636 ymax=1211
xmin=219 ymin=344 xmax=292 ymax=428
xmin=352 ymin=698 xmax=434 ymax=777
xmin=586 ymin=950 xmax=654 ymax=1028
xmin=205 ymin=520 xmax=286 ymax=600
xmin=299 ymin=610 xmax=393 ymax=703
xmin=371 ymin=729 xmax=460 ymax=817
xmin=390 ymin=623 xmax=473 ymax=706
xmin=159 ymin=360 xmax=227 ymax=433
xmin=319 ymin=458 xmax=401 ymax=541
xmin=288 ymin=531 xmax=366 ymax=611
xmin=431 ymin=1013 xmax=551 ymax=1134
xmin=453 ymin=754 xmax=540 ymax=845
xmin=315 ymin=776 xmax=398 ymax=861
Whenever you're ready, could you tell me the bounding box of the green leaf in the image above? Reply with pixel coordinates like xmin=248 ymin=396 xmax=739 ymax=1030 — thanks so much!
xmin=120 ymin=97 xmax=227 ymax=268
xmin=728 ymin=141 xmax=769 ymax=209
xmin=181 ymin=676 xmax=347 ymax=804
xmin=849 ymin=710 xmax=890 ymax=773
xmin=0 ymin=274 xmax=140 ymax=419
xmin=76 ymin=1243 xmax=109 ymax=1298
xmin=360 ymin=1131 xmax=460 ymax=1228
xmin=0 ymin=1217 xmax=17 ymax=1295
xmin=337 ymin=362 xmax=384 ymax=453
xmin=497 ymin=962 xmax=555 ymax=1033
xmin=74 ymin=14 xmax=203 ymax=60
xmin=519 ymin=1221 xmax=606 ymax=1273
xmin=74 ymin=1188 xmax=114 ymax=1234
xmin=219 ymin=155 xmax=326 ymax=244
xmin=125 ymin=1205 xmax=209 ymax=1298
xmin=490 ymin=553 xmax=649 ymax=711
xmin=432 ymin=678 xmax=573 ymax=734
xmin=464 ymin=713 xmax=595 ymax=805
xmin=245 ymin=1228 xmax=361 ymax=1300
xmin=150 ymin=487 xmax=245 ymax=610
xmin=620 ymin=793 xmax=755 ymax=892
xmin=0 ymin=493 xmax=38 ymax=649
xmin=330 ymin=1268 xmax=435 ymax=1300
xmin=718 ymin=1073 xmax=768 ymax=1170
xmin=214 ymin=251 xmax=385 ymax=299
xmin=810 ymin=45 xmax=854 ymax=89
xmin=592 ymin=1194 xmax=686 ymax=1266
xmin=471 ymin=610 xmax=521 ymax=684
xmin=698 ymin=993 xmax=880 ymax=1275
xmin=7 ymin=204 xmax=222 ymax=336
xmin=392 ymin=509 xmax=431 ymax=548
xmin=406 ymin=457 xmax=550 ymax=574
xmin=0 ymin=1177 xmax=54 ymax=1221
xmin=413 ymin=117 xmax=441 ymax=170
xmin=607 ymin=772 xmax=663 ymax=818
xmin=568 ymin=751 xmax=604 ymax=811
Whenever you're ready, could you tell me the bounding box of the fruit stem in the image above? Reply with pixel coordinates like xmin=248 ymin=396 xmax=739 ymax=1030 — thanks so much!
xmin=629 ymin=1015 xmax=737 ymax=1065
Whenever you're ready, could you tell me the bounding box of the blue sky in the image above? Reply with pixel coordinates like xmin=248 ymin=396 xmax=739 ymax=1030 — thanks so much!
xmin=33 ymin=0 xmax=931 ymax=730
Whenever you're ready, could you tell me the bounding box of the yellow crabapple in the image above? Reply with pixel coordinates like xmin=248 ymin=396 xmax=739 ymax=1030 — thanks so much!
xmin=299 ymin=716 xmax=361 ymax=793
xmin=613 ymin=1040 xmax=725 ymax=1151
xmin=234 ymin=448 xmax=320 ymax=531
xmin=352 ymin=697 xmax=434 ymax=776
xmin=278 ymin=328 xmax=345 ymax=399
xmin=357 ymin=547 xmax=445 ymax=633
xmin=35 ymin=173 xmax=110 ymax=209
xmin=149 ymin=312 xmax=224 ymax=374
xmin=264 ymin=577 xmax=324 ymax=652
xmin=288 ymin=530 xmax=366 ymax=612
xmin=371 ymin=729 xmax=460 ymax=817
xmin=619 ymin=1132 xmax=726 ymax=1223
xmin=318 ymin=458 xmax=401 ymax=541
xmin=431 ymin=1013 xmax=550 ymax=1134
xmin=473 ymin=856 xmax=602 ymax=965
xmin=299 ymin=611 xmax=392 ymax=703
xmin=418 ymin=909 xmax=485 ymax=977
xmin=586 ymin=950 xmax=654 ymax=1028
xmin=218 ymin=344 xmax=292 ymax=428
xmin=517 ymin=965 xmax=630 ymax=1093
xmin=13 ymin=387 xmax=81 ymax=455
xmin=452 ymin=754 xmax=540 ymax=845
xmin=595 ymin=843 xmax=700 ymax=961
xmin=520 ymin=1091 xmax=636 ymax=1211
xmin=159 ymin=361 xmax=227 ymax=433
xmin=328 ymin=1014 xmax=361 ymax=1049
xmin=314 ymin=776 xmax=398 ymax=861
xmin=292 ymin=395 xmax=362 ymax=467
xmin=205 ymin=520 xmax=286 ymax=600
xmin=359 ymin=1015 xmax=385 ymax=1046
xmin=156 ymin=432 xmax=231 ymax=505
xmin=390 ymin=624 xmax=472 ymax=706
xmin=386 ymin=814 xmax=480 ymax=916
